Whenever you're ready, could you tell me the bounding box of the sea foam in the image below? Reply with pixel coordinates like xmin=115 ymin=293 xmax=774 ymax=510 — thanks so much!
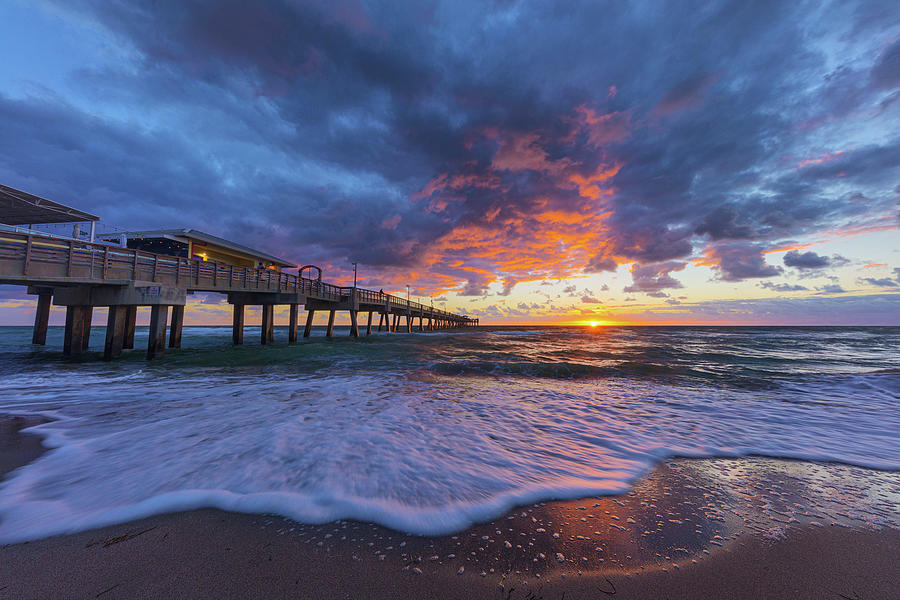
xmin=0 ymin=326 xmax=898 ymax=542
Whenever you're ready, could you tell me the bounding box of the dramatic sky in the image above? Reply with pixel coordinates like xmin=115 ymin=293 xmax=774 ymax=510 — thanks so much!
xmin=1 ymin=0 xmax=899 ymax=325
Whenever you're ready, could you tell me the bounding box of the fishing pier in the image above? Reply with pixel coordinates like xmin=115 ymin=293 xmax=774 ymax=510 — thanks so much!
xmin=0 ymin=186 xmax=477 ymax=360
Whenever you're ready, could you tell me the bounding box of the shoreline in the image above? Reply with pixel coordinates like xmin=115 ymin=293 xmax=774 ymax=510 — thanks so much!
xmin=1 ymin=448 xmax=898 ymax=599
xmin=0 ymin=414 xmax=49 ymax=482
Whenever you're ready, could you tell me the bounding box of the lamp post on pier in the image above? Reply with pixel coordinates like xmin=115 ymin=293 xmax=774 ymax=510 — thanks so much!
xmin=348 ymin=261 xmax=360 ymax=337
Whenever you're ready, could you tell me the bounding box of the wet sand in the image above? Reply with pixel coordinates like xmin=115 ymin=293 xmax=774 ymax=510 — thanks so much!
xmin=0 ymin=415 xmax=49 ymax=482
xmin=1 ymin=424 xmax=898 ymax=599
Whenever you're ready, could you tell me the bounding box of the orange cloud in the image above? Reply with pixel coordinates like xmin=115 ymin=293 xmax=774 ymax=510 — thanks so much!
xmin=763 ymin=242 xmax=817 ymax=255
xmin=398 ymin=104 xmax=638 ymax=297
xmin=568 ymin=162 xmax=621 ymax=200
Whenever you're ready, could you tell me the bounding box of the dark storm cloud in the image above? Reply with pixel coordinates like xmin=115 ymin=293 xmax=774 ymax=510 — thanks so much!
xmin=1 ymin=0 xmax=897 ymax=295
xmin=623 ymin=262 xmax=685 ymax=293
xmin=694 ymin=206 xmax=755 ymax=241
xmin=783 ymin=250 xmax=831 ymax=269
xmin=817 ymin=284 xmax=845 ymax=294
xmin=858 ymin=277 xmax=898 ymax=288
xmin=707 ymin=243 xmax=781 ymax=282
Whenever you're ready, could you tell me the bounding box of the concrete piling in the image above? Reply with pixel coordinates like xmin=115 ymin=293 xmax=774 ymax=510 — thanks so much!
xmin=233 ymin=304 xmax=245 ymax=345
xmin=261 ymin=304 xmax=274 ymax=345
xmin=81 ymin=306 xmax=93 ymax=350
xmin=304 ymin=309 xmax=315 ymax=338
xmin=123 ymin=306 xmax=137 ymax=349
xmin=32 ymin=293 xmax=51 ymax=345
xmin=104 ymin=306 xmax=127 ymax=360
xmin=326 ymin=310 xmax=336 ymax=337
xmin=349 ymin=309 xmax=359 ymax=337
xmin=288 ymin=304 xmax=299 ymax=344
xmin=169 ymin=305 xmax=184 ymax=348
xmin=63 ymin=305 xmax=87 ymax=356
xmin=147 ymin=305 xmax=168 ymax=359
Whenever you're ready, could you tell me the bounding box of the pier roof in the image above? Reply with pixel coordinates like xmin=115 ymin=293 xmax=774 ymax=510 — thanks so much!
xmin=0 ymin=184 xmax=100 ymax=225
xmin=99 ymin=228 xmax=295 ymax=268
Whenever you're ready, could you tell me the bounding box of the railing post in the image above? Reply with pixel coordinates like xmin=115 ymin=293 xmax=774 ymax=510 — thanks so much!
xmin=102 ymin=246 xmax=109 ymax=279
xmin=67 ymin=240 xmax=75 ymax=277
xmin=132 ymin=250 xmax=139 ymax=279
xmin=152 ymin=254 xmax=159 ymax=281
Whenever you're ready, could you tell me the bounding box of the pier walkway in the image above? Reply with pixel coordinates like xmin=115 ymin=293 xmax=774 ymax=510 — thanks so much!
xmin=0 ymin=230 xmax=477 ymax=360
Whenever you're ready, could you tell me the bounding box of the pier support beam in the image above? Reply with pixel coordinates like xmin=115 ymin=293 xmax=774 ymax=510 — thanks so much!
xmin=377 ymin=312 xmax=384 ymax=332
xmin=326 ymin=310 xmax=336 ymax=337
xmin=81 ymin=306 xmax=93 ymax=350
xmin=169 ymin=305 xmax=184 ymax=348
xmin=349 ymin=309 xmax=359 ymax=337
xmin=123 ymin=306 xmax=137 ymax=349
xmin=406 ymin=313 xmax=412 ymax=333
xmin=104 ymin=306 xmax=127 ymax=360
xmin=304 ymin=309 xmax=315 ymax=338
xmin=261 ymin=304 xmax=274 ymax=345
xmin=147 ymin=305 xmax=168 ymax=360
xmin=232 ymin=304 xmax=244 ymax=345
xmin=392 ymin=313 xmax=399 ymax=332
xmin=366 ymin=311 xmax=373 ymax=336
xmin=288 ymin=304 xmax=298 ymax=344
xmin=32 ymin=293 xmax=51 ymax=345
xmin=63 ymin=305 xmax=87 ymax=356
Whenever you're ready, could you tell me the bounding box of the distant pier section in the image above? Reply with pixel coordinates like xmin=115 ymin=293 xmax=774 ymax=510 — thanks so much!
xmin=0 ymin=184 xmax=477 ymax=360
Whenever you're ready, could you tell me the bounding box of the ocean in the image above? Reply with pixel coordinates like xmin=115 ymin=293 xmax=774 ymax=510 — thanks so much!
xmin=0 ymin=325 xmax=898 ymax=543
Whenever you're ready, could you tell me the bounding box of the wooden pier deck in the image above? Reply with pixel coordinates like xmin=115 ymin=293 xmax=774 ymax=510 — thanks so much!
xmin=0 ymin=230 xmax=477 ymax=359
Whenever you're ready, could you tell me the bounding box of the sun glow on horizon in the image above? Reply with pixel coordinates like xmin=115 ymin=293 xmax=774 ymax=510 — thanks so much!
xmin=582 ymin=320 xmax=615 ymax=327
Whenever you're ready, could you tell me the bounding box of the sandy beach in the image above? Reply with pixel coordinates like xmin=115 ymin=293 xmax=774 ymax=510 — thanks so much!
xmin=2 ymin=421 xmax=898 ymax=599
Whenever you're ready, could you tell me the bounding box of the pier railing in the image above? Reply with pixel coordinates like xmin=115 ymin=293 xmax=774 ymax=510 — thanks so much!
xmin=0 ymin=230 xmax=466 ymax=319
xmin=345 ymin=287 xmax=453 ymax=318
